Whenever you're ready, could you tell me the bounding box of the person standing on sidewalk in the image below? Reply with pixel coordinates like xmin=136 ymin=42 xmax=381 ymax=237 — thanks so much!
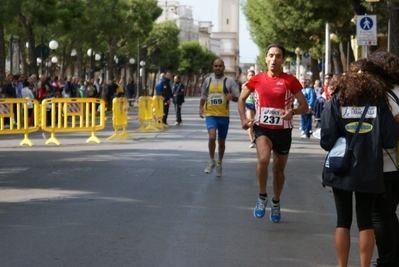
xmin=369 ymin=51 xmax=399 ymax=267
xmin=320 ymin=58 xmax=399 ymax=267
xmin=161 ymin=72 xmax=173 ymax=125
xmin=199 ymin=58 xmax=240 ymax=177
xmin=238 ymin=43 xmax=308 ymax=222
xmin=244 ymin=70 xmax=256 ymax=148
xmin=172 ymin=75 xmax=185 ymax=125
xmin=299 ymin=78 xmax=316 ymax=139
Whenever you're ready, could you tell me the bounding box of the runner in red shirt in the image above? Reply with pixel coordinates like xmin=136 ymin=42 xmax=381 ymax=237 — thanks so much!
xmin=238 ymin=43 xmax=308 ymax=223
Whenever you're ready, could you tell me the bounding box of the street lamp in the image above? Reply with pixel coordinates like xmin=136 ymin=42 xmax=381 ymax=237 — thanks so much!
xmin=49 ymin=40 xmax=58 ymax=50
xmin=128 ymin=58 xmax=135 ymax=87
xmin=48 ymin=40 xmax=58 ymax=76
xmin=140 ymin=60 xmax=146 ymax=95
xmin=87 ymin=48 xmax=95 ymax=79
xmin=70 ymin=49 xmax=77 ymax=76
xmin=295 ymin=47 xmax=302 ymax=79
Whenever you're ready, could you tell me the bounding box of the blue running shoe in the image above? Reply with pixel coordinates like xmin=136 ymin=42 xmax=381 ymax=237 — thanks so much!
xmin=253 ymin=196 xmax=267 ymax=218
xmin=270 ymin=199 xmax=281 ymax=223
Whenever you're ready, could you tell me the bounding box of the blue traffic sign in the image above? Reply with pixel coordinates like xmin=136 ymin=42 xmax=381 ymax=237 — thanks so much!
xmin=360 ymin=17 xmax=373 ymax=31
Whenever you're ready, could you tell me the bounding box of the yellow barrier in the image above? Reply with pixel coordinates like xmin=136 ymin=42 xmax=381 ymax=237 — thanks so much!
xmin=152 ymin=95 xmax=168 ymax=129
xmin=41 ymin=98 xmax=106 ymax=145
xmin=107 ymin=97 xmax=133 ymax=141
xmin=135 ymin=96 xmax=158 ymax=132
xmin=0 ymin=98 xmax=40 ymax=146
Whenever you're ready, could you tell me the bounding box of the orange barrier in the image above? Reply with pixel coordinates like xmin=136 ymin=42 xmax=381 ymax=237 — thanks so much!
xmin=0 ymin=98 xmax=40 ymax=146
xmin=152 ymin=95 xmax=168 ymax=129
xmin=41 ymin=98 xmax=106 ymax=145
xmin=135 ymin=96 xmax=158 ymax=132
xmin=107 ymin=97 xmax=133 ymax=141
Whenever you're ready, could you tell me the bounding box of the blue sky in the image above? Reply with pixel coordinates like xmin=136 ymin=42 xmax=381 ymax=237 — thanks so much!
xmin=174 ymin=0 xmax=259 ymax=63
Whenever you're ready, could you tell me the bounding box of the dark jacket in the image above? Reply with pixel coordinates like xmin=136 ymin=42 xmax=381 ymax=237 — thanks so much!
xmin=2 ymin=84 xmax=16 ymax=98
xmin=320 ymin=93 xmax=399 ymax=193
xmin=172 ymin=82 xmax=185 ymax=105
xmin=65 ymin=81 xmax=76 ymax=97
xmin=161 ymin=78 xmax=173 ymax=102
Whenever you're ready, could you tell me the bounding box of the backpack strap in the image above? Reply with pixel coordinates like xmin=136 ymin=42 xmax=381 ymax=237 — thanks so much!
xmin=388 ymin=89 xmax=399 ymax=105
xmin=223 ymin=78 xmax=229 ymax=94
xmin=205 ymin=77 xmax=212 ymax=95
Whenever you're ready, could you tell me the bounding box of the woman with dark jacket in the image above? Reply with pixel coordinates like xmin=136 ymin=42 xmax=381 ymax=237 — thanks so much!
xmin=172 ymin=75 xmax=185 ymax=125
xmin=320 ymin=58 xmax=399 ymax=267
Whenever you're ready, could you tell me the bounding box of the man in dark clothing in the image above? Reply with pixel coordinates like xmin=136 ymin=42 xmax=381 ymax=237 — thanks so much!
xmin=161 ymin=72 xmax=173 ymax=124
xmin=64 ymin=76 xmax=76 ymax=98
xmin=126 ymin=79 xmax=135 ymax=106
xmin=172 ymin=75 xmax=185 ymax=125
xmin=106 ymin=79 xmax=117 ymax=111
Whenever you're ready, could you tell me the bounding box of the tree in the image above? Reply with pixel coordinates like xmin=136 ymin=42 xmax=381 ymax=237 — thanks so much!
xmin=141 ymin=20 xmax=181 ymax=72
xmin=241 ymin=0 xmax=377 ymax=76
xmin=92 ymin=0 xmax=162 ymax=80
xmin=0 ymin=1 xmax=15 ymax=82
xmin=178 ymin=41 xmax=217 ymax=95
xmin=14 ymin=0 xmax=61 ymax=76
xmin=178 ymin=41 xmax=205 ymax=86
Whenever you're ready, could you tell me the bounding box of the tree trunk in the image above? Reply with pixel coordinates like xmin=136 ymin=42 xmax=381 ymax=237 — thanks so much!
xmin=76 ymin=43 xmax=83 ymax=79
xmin=107 ymin=36 xmax=117 ymax=81
xmin=387 ymin=0 xmax=399 ymax=56
xmin=331 ymin=42 xmax=343 ymax=74
xmin=310 ymin=58 xmax=320 ymax=81
xmin=341 ymin=40 xmax=355 ymax=72
xmin=0 ymin=24 xmax=6 ymax=84
xmin=20 ymin=40 xmax=28 ymax=75
xmin=17 ymin=14 xmax=37 ymax=76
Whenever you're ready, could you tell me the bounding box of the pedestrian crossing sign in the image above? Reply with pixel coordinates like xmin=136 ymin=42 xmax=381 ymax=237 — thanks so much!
xmin=356 ymin=15 xmax=377 ymax=46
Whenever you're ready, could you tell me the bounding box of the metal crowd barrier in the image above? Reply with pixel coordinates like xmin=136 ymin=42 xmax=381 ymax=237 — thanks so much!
xmin=152 ymin=95 xmax=168 ymax=129
xmin=135 ymin=96 xmax=158 ymax=132
xmin=41 ymin=98 xmax=106 ymax=145
xmin=0 ymin=98 xmax=40 ymax=146
xmin=107 ymin=97 xmax=133 ymax=141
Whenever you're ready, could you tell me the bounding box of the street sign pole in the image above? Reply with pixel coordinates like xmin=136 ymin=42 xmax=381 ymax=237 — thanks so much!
xmin=356 ymin=15 xmax=377 ymax=58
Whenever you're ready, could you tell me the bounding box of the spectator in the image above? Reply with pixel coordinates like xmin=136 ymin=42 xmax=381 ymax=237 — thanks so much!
xmin=172 ymin=75 xmax=184 ymax=125
xmin=320 ymin=58 xmax=399 ymax=267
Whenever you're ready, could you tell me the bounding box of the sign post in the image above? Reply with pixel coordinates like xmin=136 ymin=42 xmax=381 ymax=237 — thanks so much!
xmin=356 ymin=15 xmax=377 ymax=57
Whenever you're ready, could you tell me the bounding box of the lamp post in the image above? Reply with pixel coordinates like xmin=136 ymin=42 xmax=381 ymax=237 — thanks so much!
xmin=129 ymin=58 xmax=135 ymax=87
xmin=140 ymin=60 xmax=146 ymax=96
xmin=295 ymin=47 xmax=302 ymax=79
xmin=87 ymin=48 xmax=95 ymax=79
xmin=48 ymin=40 xmax=58 ymax=77
xmin=136 ymin=36 xmax=141 ymax=99
xmin=51 ymin=56 xmax=58 ymax=77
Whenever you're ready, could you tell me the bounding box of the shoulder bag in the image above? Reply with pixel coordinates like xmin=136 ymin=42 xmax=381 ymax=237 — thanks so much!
xmin=325 ymin=103 xmax=370 ymax=172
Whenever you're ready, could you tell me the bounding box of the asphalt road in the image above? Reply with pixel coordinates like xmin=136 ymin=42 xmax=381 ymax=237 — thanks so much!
xmin=0 ymin=97 xmax=377 ymax=267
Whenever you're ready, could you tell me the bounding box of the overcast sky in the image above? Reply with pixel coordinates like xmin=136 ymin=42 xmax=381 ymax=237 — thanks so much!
xmin=175 ymin=0 xmax=259 ymax=63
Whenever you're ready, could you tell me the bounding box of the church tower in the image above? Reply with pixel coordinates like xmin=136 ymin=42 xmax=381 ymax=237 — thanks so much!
xmin=218 ymin=0 xmax=239 ymax=40
xmin=213 ymin=0 xmax=240 ymax=79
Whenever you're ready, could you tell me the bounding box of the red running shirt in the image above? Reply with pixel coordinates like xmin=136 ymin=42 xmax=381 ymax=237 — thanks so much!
xmin=246 ymin=72 xmax=302 ymax=129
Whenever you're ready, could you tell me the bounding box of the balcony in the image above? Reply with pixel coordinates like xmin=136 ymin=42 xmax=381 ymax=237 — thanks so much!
xmin=220 ymin=49 xmax=239 ymax=56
